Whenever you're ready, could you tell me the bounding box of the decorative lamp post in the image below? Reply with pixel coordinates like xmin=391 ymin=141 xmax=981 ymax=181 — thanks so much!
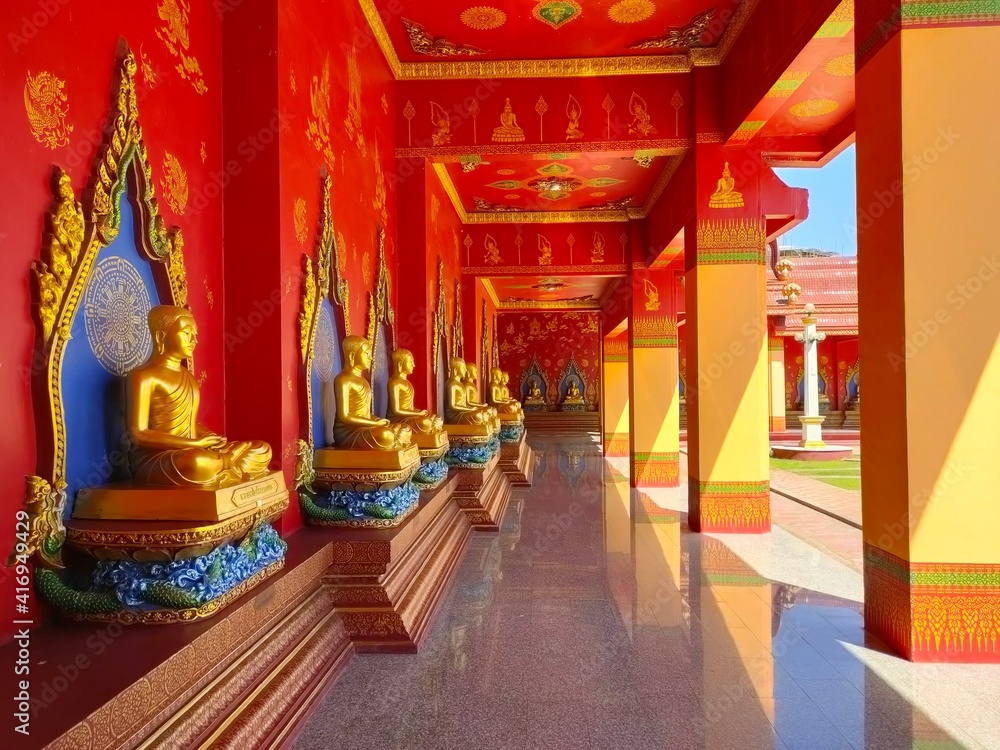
xmin=794 ymin=303 xmax=827 ymax=448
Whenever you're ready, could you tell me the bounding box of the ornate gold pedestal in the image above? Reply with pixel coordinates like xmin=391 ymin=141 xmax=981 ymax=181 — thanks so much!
xmin=73 ymin=471 xmax=288 ymax=522
xmin=313 ymin=444 xmax=420 ymax=491
xmin=499 ymin=431 xmax=535 ymax=488
xmin=411 ymin=430 xmax=449 ymax=462
xmin=325 ymin=473 xmax=472 ymax=652
xmin=452 ymin=454 xmax=512 ymax=532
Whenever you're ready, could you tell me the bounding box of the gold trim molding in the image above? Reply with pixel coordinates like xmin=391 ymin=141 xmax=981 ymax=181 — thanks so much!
xmin=463 ymin=263 xmax=629 ymax=275
xmin=400 ymin=139 xmax=689 ymax=159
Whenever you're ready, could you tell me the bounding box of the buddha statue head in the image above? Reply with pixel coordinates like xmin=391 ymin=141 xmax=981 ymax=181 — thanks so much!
xmin=490 ymin=366 xmax=503 ymax=385
xmin=449 ymin=357 xmax=467 ymax=380
xmin=392 ymin=347 xmax=416 ymax=377
xmin=343 ymin=335 xmax=373 ymax=373
xmin=466 ymin=363 xmax=479 ymax=384
xmin=149 ymin=305 xmax=197 ymax=361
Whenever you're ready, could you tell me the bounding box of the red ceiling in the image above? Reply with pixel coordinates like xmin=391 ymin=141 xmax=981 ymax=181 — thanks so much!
xmin=444 ymin=150 xmax=669 ymax=213
xmin=376 ymin=0 xmax=743 ymax=62
xmin=485 ymin=274 xmax=619 ymax=304
xmin=735 ymin=11 xmax=855 ymax=148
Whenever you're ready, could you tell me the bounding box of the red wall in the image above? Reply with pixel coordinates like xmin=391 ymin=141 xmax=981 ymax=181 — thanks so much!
xmin=1 ymin=2 xmax=226 ymax=641
xmin=497 ymin=311 xmax=601 ymax=410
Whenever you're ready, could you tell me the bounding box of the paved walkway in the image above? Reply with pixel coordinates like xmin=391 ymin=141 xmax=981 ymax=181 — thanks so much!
xmin=769 ymin=465 xmax=862 ymax=528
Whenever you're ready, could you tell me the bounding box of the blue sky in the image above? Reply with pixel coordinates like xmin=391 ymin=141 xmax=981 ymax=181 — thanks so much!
xmin=774 ymin=144 xmax=857 ymax=256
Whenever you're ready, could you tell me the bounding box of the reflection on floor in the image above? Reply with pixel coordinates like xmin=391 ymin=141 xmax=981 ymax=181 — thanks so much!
xmin=295 ymin=436 xmax=1000 ymax=750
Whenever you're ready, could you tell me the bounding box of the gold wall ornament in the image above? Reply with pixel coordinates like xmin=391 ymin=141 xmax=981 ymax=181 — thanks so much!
xmin=289 ymin=67 xmax=297 ymax=94
xmin=535 ymin=95 xmax=548 ymax=141
xmin=461 ymin=6 xmax=507 ymax=30
xmin=403 ymin=100 xmax=416 ymax=146
xmin=154 ymin=0 xmax=207 ymax=94
xmin=430 ymin=101 xmax=451 ymax=145
xmin=371 ymin=139 xmax=387 ymax=224
xmin=567 ymin=233 xmax=576 ymax=264
xmin=608 ymin=0 xmax=655 ymax=24
xmin=362 ymin=251 xmax=372 ymax=286
xmin=140 ymin=44 xmax=158 ymax=86
xmin=366 ymin=226 xmax=395 ymax=355
xmin=299 ymin=256 xmax=316 ymax=363
xmin=203 ymin=277 xmax=214 ymax=309
xmin=484 ymin=233 xmax=503 ymax=265
xmin=628 ymin=8 xmax=714 ymax=49
xmin=602 ymin=94 xmax=615 ymax=138
xmin=634 ymin=149 xmax=656 ymax=167
xmin=344 ymin=45 xmax=366 ymax=155
xmin=24 ymin=71 xmax=73 ymax=149
xmin=467 ymin=99 xmax=481 ymax=143
xmin=708 ymin=162 xmax=745 ymax=209
xmin=642 ymin=277 xmax=660 ymax=311
xmin=306 ymin=55 xmax=336 ymax=168
xmin=294 ymin=197 xmax=309 ymax=244
xmin=789 ymin=98 xmax=841 ymax=118
xmin=538 ymin=234 xmax=553 ymax=265
xmin=402 ymin=18 xmax=485 ymax=57
xmin=492 ymin=97 xmax=526 ymax=143
xmin=627 ymin=92 xmax=658 ymax=136
xmin=431 ymin=194 xmax=441 ymax=223
xmin=432 ymin=258 xmax=448 ymax=374
xmin=565 ymin=94 xmax=584 ymax=140
xmin=670 ymin=89 xmax=684 ymax=135
xmin=199 ymin=141 xmax=207 ymax=163
xmin=695 ymin=218 xmax=768 ymax=265
xmin=591 ymin=232 xmax=606 ymax=263
xmin=452 ymin=278 xmax=465 ymax=359
xmin=160 ymin=151 xmax=189 ymax=214
xmin=532 ymin=0 xmax=582 ymax=29
xmin=27 ymin=40 xmax=191 ymax=501
xmin=481 ymin=299 xmax=490 ymax=373
xmin=492 ymin=312 xmax=500 ymax=364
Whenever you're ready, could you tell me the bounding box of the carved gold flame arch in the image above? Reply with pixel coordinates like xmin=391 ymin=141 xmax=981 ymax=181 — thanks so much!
xmin=21 ymin=40 xmax=190 ymax=570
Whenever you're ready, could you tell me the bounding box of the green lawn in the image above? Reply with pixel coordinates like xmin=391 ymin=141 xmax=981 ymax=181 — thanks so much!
xmin=770 ymin=457 xmax=862 ymax=492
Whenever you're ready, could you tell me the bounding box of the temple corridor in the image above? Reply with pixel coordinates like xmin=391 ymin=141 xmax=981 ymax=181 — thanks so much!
xmin=294 ymin=436 xmax=1000 ymax=750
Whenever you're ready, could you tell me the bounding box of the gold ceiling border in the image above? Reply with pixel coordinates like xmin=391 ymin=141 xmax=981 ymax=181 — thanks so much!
xmin=18 ymin=40 xmax=189 ymax=571
xmin=480 ymin=278 xmax=501 ymax=307
xmin=463 ymin=263 xmax=629 ymax=275
xmin=296 ymin=168 xmax=349 ymax=487
xmin=689 ymin=0 xmax=761 ymax=67
xmin=499 ymin=298 xmax=603 ymax=310
xmin=467 ymin=210 xmax=631 ymax=224
xmin=432 ymin=257 xmax=449 ymax=374
xmin=432 ymin=162 xmax=469 ymax=222
xmin=356 ymin=0 xmax=762 ymax=78
xmin=366 ymin=225 xmax=395 ymax=356
xmin=399 ymin=139 xmax=690 ymax=159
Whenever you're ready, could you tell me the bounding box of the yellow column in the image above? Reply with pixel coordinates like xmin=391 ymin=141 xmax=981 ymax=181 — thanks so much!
xmin=857 ymin=18 xmax=1000 ymax=662
xmin=602 ymin=329 xmax=630 ymax=457
xmin=768 ymin=335 xmax=786 ymax=432
xmin=686 ymin=146 xmax=770 ymax=533
xmin=629 ymin=266 xmax=679 ymax=488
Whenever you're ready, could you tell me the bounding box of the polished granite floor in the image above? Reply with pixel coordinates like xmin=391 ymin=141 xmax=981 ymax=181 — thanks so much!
xmin=295 ymin=436 xmax=1000 ymax=750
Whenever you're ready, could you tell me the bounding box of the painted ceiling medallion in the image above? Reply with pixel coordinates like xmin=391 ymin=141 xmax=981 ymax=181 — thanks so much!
xmin=537 ymin=162 xmax=573 ymax=176
xmin=608 ymin=0 xmax=656 ymax=25
xmin=533 ymin=0 xmax=582 ymax=30
xmin=474 ymin=197 xmax=524 ymax=211
xmin=488 ymin=180 xmax=523 ymax=189
xmin=402 ymin=18 xmax=485 ymax=56
xmin=824 ymin=53 xmax=855 ymax=77
xmin=592 ymin=164 xmax=612 ymax=172
xmin=628 ymin=8 xmax=714 ymax=49
xmin=496 ymin=168 xmax=516 ymax=175
xmin=461 ymin=6 xmax=507 ymax=30
xmin=590 ymin=191 xmax=608 ymax=198
xmin=789 ymin=98 xmax=840 ymax=118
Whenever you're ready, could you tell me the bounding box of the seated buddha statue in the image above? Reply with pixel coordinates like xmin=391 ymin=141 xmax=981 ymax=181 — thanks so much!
xmin=563 ymin=378 xmax=585 ymax=405
xmin=127 ymin=305 xmax=272 ymax=488
xmin=387 ymin=348 xmax=446 ymax=447
xmin=524 ymin=378 xmax=546 ymax=407
xmin=333 ymin=335 xmax=412 ymax=450
xmin=488 ymin=367 xmax=523 ymax=419
xmin=463 ymin=364 xmax=499 ymax=429
xmin=445 ymin=358 xmax=492 ymax=428
xmin=492 ymin=98 xmax=525 ymax=143
xmin=708 ymin=162 xmax=744 ymax=209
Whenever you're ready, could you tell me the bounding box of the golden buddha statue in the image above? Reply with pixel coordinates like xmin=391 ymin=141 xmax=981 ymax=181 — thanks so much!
xmin=387 ymin=348 xmax=447 ymax=449
xmin=445 ymin=358 xmax=491 ymax=427
xmin=464 ymin=363 xmax=500 ymax=430
xmin=333 ymin=335 xmax=412 ymax=451
xmin=708 ymin=162 xmax=745 ymax=209
xmin=524 ymin=378 xmax=546 ymax=407
xmin=488 ymin=367 xmax=523 ymax=419
xmin=563 ymin=378 xmax=585 ymax=404
xmin=492 ymin=98 xmax=525 ymax=143
xmin=127 ymin=306 xmax=271 ymax=488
